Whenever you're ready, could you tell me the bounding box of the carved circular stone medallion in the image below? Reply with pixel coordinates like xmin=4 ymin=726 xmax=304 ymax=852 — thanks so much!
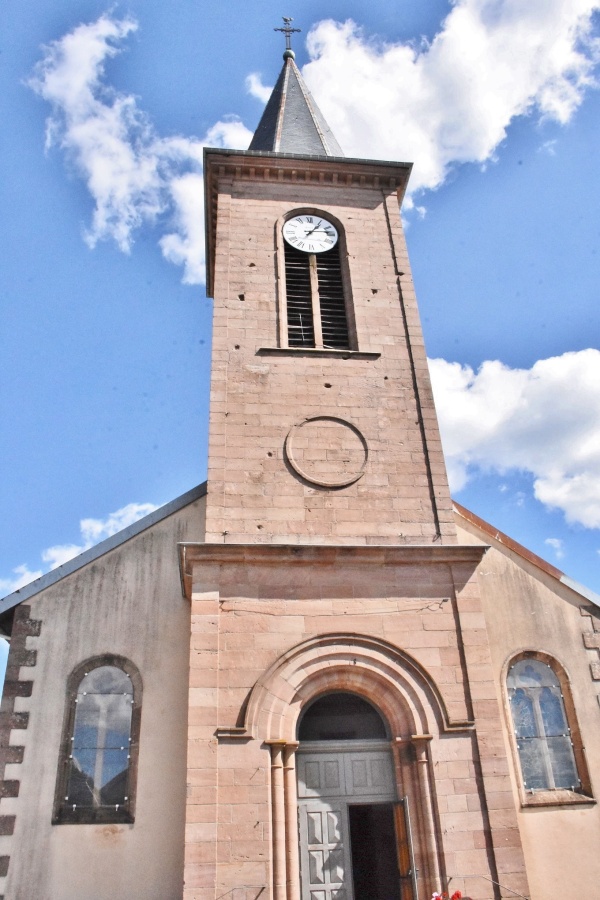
xmin=285 ymin=416 xmax=368 ymax=488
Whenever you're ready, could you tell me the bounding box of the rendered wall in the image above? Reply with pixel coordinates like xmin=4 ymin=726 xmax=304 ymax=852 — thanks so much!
xmin=0 ymin=494 xmax=206 ymax=900
xmin=456 ymin=517 xmax=600 ymax=899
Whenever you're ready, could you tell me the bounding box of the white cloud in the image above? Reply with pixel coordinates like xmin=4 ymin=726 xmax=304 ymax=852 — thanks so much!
xmin=0 ymin=565 xmax=45 ymax=595
xmin=0 ymin=501 xmax=159 ymax=597
xmin=429 ymin=349 xmax=600 ymax=528
xmin=246 ymin=73 xmax=273 ymax=103
xmin=545 ymin=537 xmax=565 ymax=559
xmin=29 ymin=5 xmax=600 ymax=274
xmin=302 ymin=1 xmax=600 ymax=199
xmin=29 ymin=14 xmax=252 ymax=283
xmin=158 ymin=172 xmax=205 ymax=285
xmin=539 ymin=139 xmax=558 ymax=155
xmin=42 ymin=501 xmax=159 ymax=569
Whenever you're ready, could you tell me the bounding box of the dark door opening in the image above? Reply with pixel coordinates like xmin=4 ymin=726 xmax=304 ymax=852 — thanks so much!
xmin=348 ymin=803 xmax=401 ymax=900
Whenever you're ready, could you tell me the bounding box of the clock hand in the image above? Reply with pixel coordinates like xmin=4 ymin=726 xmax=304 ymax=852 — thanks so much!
xmin=304 ymin=220 xmax=323 ymax=236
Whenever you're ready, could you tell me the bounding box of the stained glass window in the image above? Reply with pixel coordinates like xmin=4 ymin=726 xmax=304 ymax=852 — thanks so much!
xmin=507 ymin=658 xmax=579 ymax=792
xmin=54 ymin=657 xmax=140 ymax=824
xmin=66 ymin=666 xmax=133 ymax=808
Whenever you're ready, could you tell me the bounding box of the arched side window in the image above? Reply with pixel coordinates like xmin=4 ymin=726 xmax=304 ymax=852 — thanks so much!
xmin=506 ymin=655 xmax=592 ymax=803
xmin=279 ymin=211 xmax=355 ymax=351
xmin=53 ymin=655 xmax=142 ymax=824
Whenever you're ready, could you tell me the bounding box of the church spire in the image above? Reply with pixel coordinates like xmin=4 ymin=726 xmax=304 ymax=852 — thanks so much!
xmin=248 ymin=19 xmax=344 ymax=157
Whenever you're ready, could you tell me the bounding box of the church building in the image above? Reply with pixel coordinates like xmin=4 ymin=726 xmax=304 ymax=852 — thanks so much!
xmin=1 ymin=36 xmax=599 ymax=900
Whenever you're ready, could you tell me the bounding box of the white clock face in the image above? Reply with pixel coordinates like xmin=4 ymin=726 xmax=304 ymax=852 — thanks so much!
xmin=283 ymin=215 xmax=339 ymax=254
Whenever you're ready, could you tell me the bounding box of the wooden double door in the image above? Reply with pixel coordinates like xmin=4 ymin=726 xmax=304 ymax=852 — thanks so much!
xmin=297 ymin=743 xmax=417 ymax=900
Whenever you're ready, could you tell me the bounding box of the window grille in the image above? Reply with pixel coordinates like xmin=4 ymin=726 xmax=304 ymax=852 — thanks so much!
xmin=507 ymin=658 xmax=580 ymax=792
xmin=53 ymin=656 xmax=141 ymax=824
xmin=284 ymin=241 xmax=350 ymax=350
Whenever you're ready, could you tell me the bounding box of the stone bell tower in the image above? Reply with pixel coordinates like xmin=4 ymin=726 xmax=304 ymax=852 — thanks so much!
xmin=201 ymin=44 xmax=455 ymax=547
xmin=180 ymin=26 xmax=528 ymax=900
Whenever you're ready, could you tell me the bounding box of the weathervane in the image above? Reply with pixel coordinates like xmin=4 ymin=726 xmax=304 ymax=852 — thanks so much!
xmin=275 ymin=16 xmax=301 ymax=58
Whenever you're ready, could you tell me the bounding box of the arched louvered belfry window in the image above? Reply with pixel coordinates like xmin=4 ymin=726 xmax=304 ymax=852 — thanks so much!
xmin=506 ymin=655 xmax=591 ymax=800
xmin=282 ymin=214 xmax=353 ymax=350
xmin=53 ymin=655 xmax=142 ymax=824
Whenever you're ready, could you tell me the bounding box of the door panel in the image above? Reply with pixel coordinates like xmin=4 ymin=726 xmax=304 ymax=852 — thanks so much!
xmin=298 ymin=747 xmax=400 ymax=900
xmin=299 ymin=804 xmax=353 ymax=900
xmin=394 ymin=799 xmax=417 ymax=900
xmin=307 ymin=810 xmax=323 ymax=844
xmin=344 ymin=751 xmax=395 ymax=796
xmin=298 ymin=754 xmax=346 ymax=798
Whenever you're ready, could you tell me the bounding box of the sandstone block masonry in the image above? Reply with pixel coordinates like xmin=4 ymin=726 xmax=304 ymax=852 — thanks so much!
xmin=203 ymin=152 xmax=455 ymax=546
xmin=179 ymin=544 xmax=529 ymax=900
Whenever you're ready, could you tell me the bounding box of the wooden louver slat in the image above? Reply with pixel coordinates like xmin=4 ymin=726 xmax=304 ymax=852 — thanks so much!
xmin=284 ymin=243 xmax=315 ymax=347
xmin=284 ymin=240 xmax=350 ymax=350
xmin=316 ymin=247 xmax=350 ymax=349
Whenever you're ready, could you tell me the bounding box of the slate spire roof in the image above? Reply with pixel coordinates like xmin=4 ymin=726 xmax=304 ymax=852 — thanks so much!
xmin=248 ymin=51 xmax=344 ymax=157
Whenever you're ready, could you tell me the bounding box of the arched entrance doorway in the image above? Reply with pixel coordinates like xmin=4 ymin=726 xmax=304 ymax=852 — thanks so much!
xmin=296 ymin=692 xmax=417 ymax=900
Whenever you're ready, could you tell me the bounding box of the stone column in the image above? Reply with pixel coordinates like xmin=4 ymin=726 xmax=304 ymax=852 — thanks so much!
xmin=267 ymin=740 xmax=288 ymax=900
xmin=411 ymin=734 xmax=441 ymax=891
xmin=283 ymin=742 xmax=300 ymax=900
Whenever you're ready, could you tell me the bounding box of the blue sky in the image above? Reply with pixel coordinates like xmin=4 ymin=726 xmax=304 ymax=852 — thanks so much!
xmin=1 ymin=0 xmax=600 ymax=632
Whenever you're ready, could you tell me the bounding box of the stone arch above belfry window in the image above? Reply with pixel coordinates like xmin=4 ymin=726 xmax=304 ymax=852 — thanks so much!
xmin=53 ymin=655 xmax=142 ymax=824
xmin=277 ymin=210 xmax=356 ymax=351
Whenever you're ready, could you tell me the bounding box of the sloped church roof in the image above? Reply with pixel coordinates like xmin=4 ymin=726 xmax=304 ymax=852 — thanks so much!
xmin=248 ymin=51 xmax=344 ymax=157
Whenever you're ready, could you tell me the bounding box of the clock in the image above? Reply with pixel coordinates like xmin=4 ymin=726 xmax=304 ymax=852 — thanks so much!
xmin=283 ymin=214 xmax=339 ymax=254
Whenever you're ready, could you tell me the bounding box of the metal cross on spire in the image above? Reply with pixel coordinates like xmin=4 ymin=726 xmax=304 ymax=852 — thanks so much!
xmin=274 ymin=16 xmax=301 ymax=55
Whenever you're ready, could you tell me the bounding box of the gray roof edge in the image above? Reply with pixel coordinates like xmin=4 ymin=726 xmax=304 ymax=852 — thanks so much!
xmin=0 ymin=482 xmax=208 ymax=614
xmin=273 ymin=58 xmax=291 ymax=151
xmin=454 ymin=501 xmax=600 ymax=611
xmin=560 ymin=575 xmax=600 ymax=611
xmin=203 ymin=147 xmax=413 ymax=171
xmin=247 ymin=60 xmax=289 ymax=152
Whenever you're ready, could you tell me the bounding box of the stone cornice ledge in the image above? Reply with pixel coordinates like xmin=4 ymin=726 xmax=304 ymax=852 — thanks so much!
xmin=257 ymin=347 xmax=381 ymax=360
xmin=203 ymin=147 xmax=413 ymax=297
xmin=178 ymin=542 xmax=487 ymax=600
